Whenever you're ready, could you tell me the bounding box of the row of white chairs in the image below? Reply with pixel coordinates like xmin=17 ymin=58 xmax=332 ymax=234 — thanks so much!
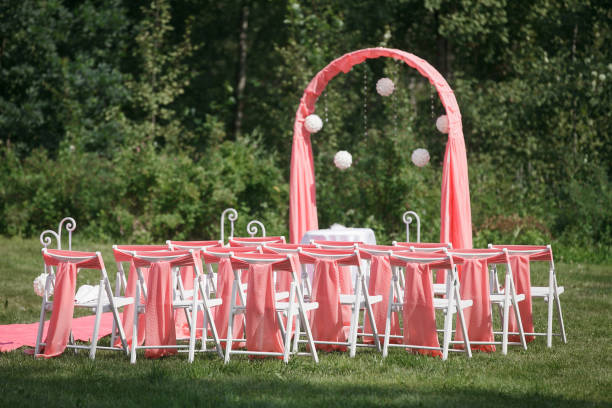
xmin=34 ymin=237 xmax=566 ymax=363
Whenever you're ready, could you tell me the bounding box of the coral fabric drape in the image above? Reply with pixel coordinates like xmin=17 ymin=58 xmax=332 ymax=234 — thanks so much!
xmin=214 ymin=258 xmax=245 ymax=349
xmin=362 ymin=255 xmax=400 ymax=344
xmin=454 ymin=259 xmax=495 ymax=352
xmin=144 ymin=262 xmax=177 ymax=358
xmin=36 ymin=263 xmax=78 ymax=358
xmin=289 ymin=48 xmax=472 ymax=253
xmin=245 ymin=264 xmax=284 ymax=357
xmin=309 ymin=259 xmax=351 ymax=351
xmin=402 ymin=263 xmax=442 ymax=357
xmin=117 ymin=262 xmax=147 ymax=348
xmin=508 ymin=255 xmax=535 ymax=342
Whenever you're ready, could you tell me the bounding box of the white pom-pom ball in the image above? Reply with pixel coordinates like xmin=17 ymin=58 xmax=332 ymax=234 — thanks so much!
xmin=411 ymin=148 xmax=430 ymax=167
xmin=33 ymin=273 xmax=51 ymax=297
xmin=304 ymin=114 xmax=323 ymax=133
xmin=376 ymin=78 xmax=395 ymax=96
xmin=334 ymin=150 xmax=352 ymax=170
xmin=436 ymin=115 xmax=449 ymax=133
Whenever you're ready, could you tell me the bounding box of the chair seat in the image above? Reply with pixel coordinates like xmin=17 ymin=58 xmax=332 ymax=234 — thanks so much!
xmin=173 ymin=298 xmax=222 ymax=308
xmin=531 ymin=286 xmax=564 ymax=299
xmin=489 ymin=293 xmax=525 ymax=303
xmin=276 ymin=301 xmax=319 ymax=312
xmin=433 ymin=283 xmax=446 ymax=295
xmin=47 ymin=296 xmax=134 ymax=311
xmin=433 ymin=297 xmax=473 ymax=310
xmin=390 ymin=298 xmax=472 ymax=312
xmin=339 ymin=294 xmax=382 ymax=306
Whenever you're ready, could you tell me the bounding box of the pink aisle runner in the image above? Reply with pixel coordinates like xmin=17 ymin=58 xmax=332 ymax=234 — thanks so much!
xmin=0 ymin=313 xmax=114 ymax=353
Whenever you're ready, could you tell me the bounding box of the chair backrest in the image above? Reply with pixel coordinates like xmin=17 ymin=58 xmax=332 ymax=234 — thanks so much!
xmin=229 ymin=236 xmax=286 ymax=247
xmin=488 ymin=244 xmax=553 ymax=264
xmin=166 ymin=240 xmax=223 ymax=251
xmin=262 ymin=243 xmax=317 ymax=254
xmin=393 ymin=241 xmax=452 ymax=252
xmin=220 ymin=208 xmax=238 ymax=244
xmin=310 ymin=240 xmax=361 ymax=250
xmin=298 ymin=248 xmax=362 ymax=268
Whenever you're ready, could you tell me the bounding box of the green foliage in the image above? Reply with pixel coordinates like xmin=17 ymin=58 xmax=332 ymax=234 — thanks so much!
xmin=0 ymin=0 xmax=610 ymax=260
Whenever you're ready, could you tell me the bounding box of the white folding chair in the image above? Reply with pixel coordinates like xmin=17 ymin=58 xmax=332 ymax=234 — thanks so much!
xmin=297 ymin=248 xmax=382 ymax=357
xmin=489 ymin=244 xmax=566 ymax=347
xmin=379 ymin=250 xmax=473 ymax=360
xmin=449 ymin=248 xmax=528 ymax=354
xmin=263 ymin=243 xmax=318 ymax=299
xmin=223 ymin=253 xmax=319 ymax=363
xmin=35 ymin=249 xmax=131 ymax=359
xmin=167 ymin=240 xmax=223 ymax=297
xmin=128 ymin=250 xmax=224 ymax=363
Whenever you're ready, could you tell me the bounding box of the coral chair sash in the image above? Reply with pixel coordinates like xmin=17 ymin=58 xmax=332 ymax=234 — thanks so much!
xmin=309 ymin=259 xmax=350 ymax=351
xmin=144 ymin=261 xmax=177 ymax=358
xmin=363 ymin=255 xmax=400 ymax=344
xmin=245 ymin=264 xmax=284 ymax=357
xmin=214 ymin=258 xmax=245 ymax=348
xmin=36 ymin=262 xmax=77 ymax=358
xmin=402 ymin=263 xmax=442 ymax=357
xmin=118 ymin=261 xmax=147 ymax=347
xmin=508 ymin=255 xmax=535 ymax=342
xmin=454 ymin=258 xmax=495 ymax=352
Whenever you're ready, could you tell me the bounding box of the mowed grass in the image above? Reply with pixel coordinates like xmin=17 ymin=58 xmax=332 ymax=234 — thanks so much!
xmin=0 ymin=236 xmax=611 ymax=407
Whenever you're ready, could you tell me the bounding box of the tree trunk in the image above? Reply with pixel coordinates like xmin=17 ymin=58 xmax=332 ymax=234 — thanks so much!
xmin=234 ymin=2 xmax=249 ymax=139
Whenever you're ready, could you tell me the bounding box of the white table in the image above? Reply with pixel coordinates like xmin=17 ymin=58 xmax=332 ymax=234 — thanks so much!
xmin=300 ymin=227 xmax=377 ymax=286
xmin=300 ymin=228 xmax=377 ymax=246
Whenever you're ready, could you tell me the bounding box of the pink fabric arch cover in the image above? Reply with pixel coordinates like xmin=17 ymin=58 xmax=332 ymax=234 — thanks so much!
xmin=289 ymin=47 xmax=472 ymax=249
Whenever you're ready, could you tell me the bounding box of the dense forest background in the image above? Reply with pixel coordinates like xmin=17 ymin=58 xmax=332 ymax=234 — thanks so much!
xmin=1 ymin=0 xmax=610 ymax=261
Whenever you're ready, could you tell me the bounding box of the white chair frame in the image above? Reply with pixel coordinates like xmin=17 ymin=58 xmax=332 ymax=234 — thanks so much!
xmin=35 ymin=249 xmax=131 ymax=360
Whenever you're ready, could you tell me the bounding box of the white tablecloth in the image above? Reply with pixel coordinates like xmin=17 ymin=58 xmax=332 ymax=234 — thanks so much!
xmin=300 ymin=228 xmax=377 ymax=246
xmin=300 ymin=228 xmax=377 ymax=287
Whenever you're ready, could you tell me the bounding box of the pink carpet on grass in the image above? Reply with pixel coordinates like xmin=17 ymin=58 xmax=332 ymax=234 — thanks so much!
xmin=0 ymin=313 xmax=114 ymax=353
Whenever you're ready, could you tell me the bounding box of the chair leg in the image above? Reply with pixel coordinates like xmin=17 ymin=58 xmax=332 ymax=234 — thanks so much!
xmin=105 ymin=278 xmax=129 ymax=354
xmin=382 ymin=284 xmax=395 ymax=358
xmin=35 ymin=297 xmax=47 ymax=356
xmin=554 ymin=290 xmax=567 ymax=344
xmin=224 ymin=282 xmax=238 ymax=364
xmin=283 ymin=284 xmax=296 ymax=363
xmin=363 ymin=279 xmax=381 ymax=352
xmin=130 ymin=283 xmax=140 ymax=364
xmin=188 ymin=278 xmax=199 ymax=363
xmin=547 ymin=286 xmax=554 ymax=348
xmin=441 ymin=304 xmax=453 ymax=361
xmin=501 ymin=275 xmax=511 ymax=355
xmin=295 ymin=290 xmax=318 ymax=363
xmin=89 ymin=281 xmax=105 ymax=360
xmin=508 ymin=278 xmax=527 ymax=350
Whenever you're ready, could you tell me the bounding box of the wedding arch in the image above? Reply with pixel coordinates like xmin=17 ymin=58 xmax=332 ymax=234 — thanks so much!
xmin=289 ymin=47 xmax=472 ymax=249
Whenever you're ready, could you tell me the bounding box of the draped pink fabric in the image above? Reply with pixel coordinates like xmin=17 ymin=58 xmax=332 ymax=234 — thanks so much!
xmin=36 ymin=263 xmax=78 ymax=358
xmin=362 ymin=255 xmax=400 ymax=344
xmin=508 ymin=255 xmax=535 ymax=343
xmin=174 ymin=265 xmax=195 ymax=338
xmin=309 ymin=259 xmax=350 ymax=351
xmin=144 ymin=262 xmax=177 ymax=358
xmin=117 ymin=261 xmax=147 ymax=348
xmin=245 ymin=264 xmax=284 ymax=357
xmin=454 ymin=259 xmax=495 ymax=352
xmin=402 ymin=263 xmax=442 ymax=357
xmin=214 ymin=258 xmax=245 ymax=349
xmin=289 ymin=48 xmax=472 ymax=250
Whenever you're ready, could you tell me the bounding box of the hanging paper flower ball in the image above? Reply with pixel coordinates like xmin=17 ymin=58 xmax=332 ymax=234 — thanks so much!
xmin=411 ymin=148 xmax=430 ymax=167
xmin=376 ymin=78 xmax=395 ymax=96
xmin=33 ymin=273 xmax=51 ymax=297
xmin=436 ymin=115 xmax=449 ymax=133
xmin=304 ymin=114 xmax=323 ymax=133
xmin=334 ymin=150 xmax=352 ymax=170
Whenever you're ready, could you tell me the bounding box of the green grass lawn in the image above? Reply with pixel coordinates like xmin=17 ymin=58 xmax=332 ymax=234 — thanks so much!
xmin=0 ymin=236 xmax=611 ymax=407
